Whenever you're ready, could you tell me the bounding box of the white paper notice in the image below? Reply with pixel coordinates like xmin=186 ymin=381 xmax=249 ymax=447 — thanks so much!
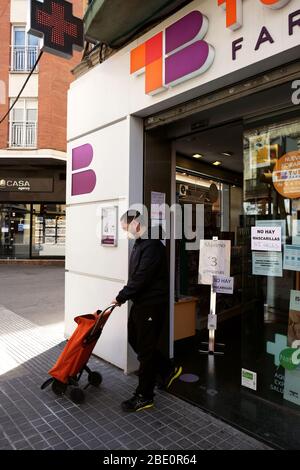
xmin=198 ymin=239 xmax=231 ymax=285
xmin=256 ymin=220 xmax=286 ymax=243
xmin=292 ymin=220 xmax=300 ymax=245
xmin=249 ymin=133 xmax=270 ymax=169
xmin=207 ymin=314 xmax=217 ymax=331
xmin=212 ymin=276 xmax=234 ymax=294
xmin=252 ymin=251 xmax=283 ymax=277
xmin=283 ymin=245 xmax=300 ymax=271
xmin=151 ymin=192 xmax=166 ymax=220
xmin=251 ymin=226 xmax=281 ymax=252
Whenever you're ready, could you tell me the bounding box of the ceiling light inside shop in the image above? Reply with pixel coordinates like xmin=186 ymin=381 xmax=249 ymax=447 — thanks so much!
xmin=193 ymin=154 xmax=203 ymax=159
xmin=213 ymin=161 xmax=222 ymax=166
xmin=220 ymin=152 xmax=233 ymax=157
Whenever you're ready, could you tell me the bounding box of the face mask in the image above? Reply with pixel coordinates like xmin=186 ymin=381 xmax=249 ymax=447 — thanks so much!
xmin=126 ymin=221 xmax=137 ymax=239
xmin=126 ymin=231 xmax=136 ymax=240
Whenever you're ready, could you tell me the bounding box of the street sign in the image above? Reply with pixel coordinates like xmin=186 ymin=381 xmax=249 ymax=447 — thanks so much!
xmin=29 ymin=0 xmax=84 ymax=59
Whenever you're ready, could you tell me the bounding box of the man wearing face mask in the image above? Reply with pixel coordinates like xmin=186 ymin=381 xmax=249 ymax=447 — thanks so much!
xmin=112 ymin=210 xmax=182 ymax=412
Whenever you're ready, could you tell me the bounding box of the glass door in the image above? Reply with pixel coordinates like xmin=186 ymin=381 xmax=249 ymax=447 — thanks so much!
xmin=0 ymin=204 xmax=31 ymax=259
xmin=175 ymin=171 xmax=243 ymax=330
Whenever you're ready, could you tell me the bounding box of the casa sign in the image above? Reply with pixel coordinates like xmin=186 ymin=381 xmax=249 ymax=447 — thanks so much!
xmin=0 ymin=177 xmax=53 ymax=192
xmin=131 ymin=0 xmax=300 ymax=95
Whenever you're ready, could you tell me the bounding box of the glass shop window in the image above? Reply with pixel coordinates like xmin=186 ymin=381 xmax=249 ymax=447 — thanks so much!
xmin=242 ymin=117 xmax=300 ymax=408
xmin=32 ymin=204 xmax=66 ymax=257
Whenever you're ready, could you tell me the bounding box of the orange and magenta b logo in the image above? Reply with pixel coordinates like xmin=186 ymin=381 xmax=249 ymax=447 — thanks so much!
xmin=130 ymin=10 xmax=215 ymax=95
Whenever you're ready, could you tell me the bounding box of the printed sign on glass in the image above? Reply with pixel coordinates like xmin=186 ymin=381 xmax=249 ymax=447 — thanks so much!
xmin=251 ymin=226 xmax=282 ymax=252
xmin=272 ymin=151 xmax=300 ymax=199
xmin=241 ymin=369 xmax=257 ymax=391
xmin=252 ymin=251 xmax=283 ymax=277
xmin=292 ymin=220 xmax=300 ymax=245
xmin=283 ymin=245 xmax=300 ymax=271
xmin=212 ymin=275 xmax=234 ymax=294
xmin=256 ymin=219 xmax=286 ymax=244
xmin=198 ymin=239 xmax=231 ymax=285
xmin=288 ymin=290 xmax=300 ymax=347
xmin=249 ymin=133 xmax=270 ymax=169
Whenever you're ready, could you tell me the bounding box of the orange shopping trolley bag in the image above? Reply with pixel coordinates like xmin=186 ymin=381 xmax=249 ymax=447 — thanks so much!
xmin=41 ymin=305 xmax=116 ymax=403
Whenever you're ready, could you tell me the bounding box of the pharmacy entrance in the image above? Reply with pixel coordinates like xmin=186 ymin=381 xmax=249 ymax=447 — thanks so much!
xmin=144 ymin=80 xmax=300 ymax=449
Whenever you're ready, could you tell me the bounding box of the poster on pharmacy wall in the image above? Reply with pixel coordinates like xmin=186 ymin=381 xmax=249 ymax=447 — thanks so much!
xmin=249 ymin=133 xmax=270 ymax=169
xmin=283 ymin=288 xmax=300 ymax=406
xmin=292 ymin=220 xmax=300 ymax=245
xmin=101 ymin=206 xmax=118 ymax=247
xmin=283 ymin=245 xmax=300 ymax=271
xmin=272 ymin=151 xmax=300 ymax=199
xmin=198 ymin=239 xmax=231 ymax=285
xmin=151 ymin=192 xmax=166 ymax=220
xmin=265 ymin=292 xmax=300 ymax=408
xmin=288 ymin=290 xmax=300 ymax=347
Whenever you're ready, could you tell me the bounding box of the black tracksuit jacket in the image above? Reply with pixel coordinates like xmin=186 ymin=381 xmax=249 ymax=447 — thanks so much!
xmin=116 ymin=237 xmax=169 ymax=307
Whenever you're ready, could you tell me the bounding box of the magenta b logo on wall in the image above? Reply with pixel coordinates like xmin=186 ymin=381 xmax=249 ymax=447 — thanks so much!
xmin=130 ymin=10 xmax=215 ymax=95
xmin=71 ymin=144 xmax=96 ymax=196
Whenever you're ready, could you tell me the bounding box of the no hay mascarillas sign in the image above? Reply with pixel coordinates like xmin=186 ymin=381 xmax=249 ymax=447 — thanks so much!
xmin=28 ymin=0 xmax=84 ymax=59
xmin=130 ymin=0 xmax=300 ymax=95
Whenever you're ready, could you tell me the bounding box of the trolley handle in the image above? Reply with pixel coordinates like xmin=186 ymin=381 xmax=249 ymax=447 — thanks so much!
xmin=87 ymin=304 xmax=117 ymax=340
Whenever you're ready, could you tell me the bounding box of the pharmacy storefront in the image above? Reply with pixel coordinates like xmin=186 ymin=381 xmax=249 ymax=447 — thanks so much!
xmin=66 ymin=0 xmax=300 ymax=448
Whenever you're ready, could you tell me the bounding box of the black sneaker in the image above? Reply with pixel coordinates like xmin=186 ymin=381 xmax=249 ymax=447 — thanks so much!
xmin=165 ymin=365 xmax=183 ymax=389
xmin=121 ymin=394 xmax=154 ymax=412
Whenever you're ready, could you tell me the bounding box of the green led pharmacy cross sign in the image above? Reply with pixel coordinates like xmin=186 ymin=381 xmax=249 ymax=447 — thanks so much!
xmin=29 ymin=0 xmax=83 ymax=59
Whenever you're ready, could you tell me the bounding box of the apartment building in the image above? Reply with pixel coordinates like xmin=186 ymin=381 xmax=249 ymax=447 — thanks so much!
xmin=0 ymin=0 xmax=84 ymax=259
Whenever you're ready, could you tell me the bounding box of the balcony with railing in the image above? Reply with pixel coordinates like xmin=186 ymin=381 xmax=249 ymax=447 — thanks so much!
xmin=10 ymin=46 xmax=39 ymax=72
xmin=9 ymin=122 xmax=37 ymax=148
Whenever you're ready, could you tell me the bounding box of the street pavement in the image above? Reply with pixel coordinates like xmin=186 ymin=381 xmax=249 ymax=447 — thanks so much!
xmin=0 ymin=265 xmax=271 ymax=450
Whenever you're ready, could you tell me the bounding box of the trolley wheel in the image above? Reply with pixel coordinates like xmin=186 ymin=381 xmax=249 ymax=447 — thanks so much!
xmin=41 ymin=378 xmax=54 ymax=390
xmin=88 ymin=371 xmax=102 ymax=387
xmin=51 ymin=379 xmax=67 ymax=396
xmin=70 ymin=387 xmax=85 ymax=404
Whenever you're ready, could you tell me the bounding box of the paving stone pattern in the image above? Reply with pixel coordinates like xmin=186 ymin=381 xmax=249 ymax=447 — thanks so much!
xmin=0 ymin=307 xmax=271 ymax=450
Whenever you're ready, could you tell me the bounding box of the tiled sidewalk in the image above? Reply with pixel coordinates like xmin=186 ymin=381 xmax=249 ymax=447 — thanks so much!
xmin=0 ymin=306 xmax=270 ymax=451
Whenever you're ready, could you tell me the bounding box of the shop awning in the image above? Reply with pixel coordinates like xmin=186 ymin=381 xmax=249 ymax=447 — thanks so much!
xmin=84 ymin=0 xmax=192 ymax=47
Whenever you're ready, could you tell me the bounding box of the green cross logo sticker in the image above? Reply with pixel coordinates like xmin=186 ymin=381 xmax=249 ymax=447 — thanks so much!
xmin=267 ymin=334 xmax=300 ymax=369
